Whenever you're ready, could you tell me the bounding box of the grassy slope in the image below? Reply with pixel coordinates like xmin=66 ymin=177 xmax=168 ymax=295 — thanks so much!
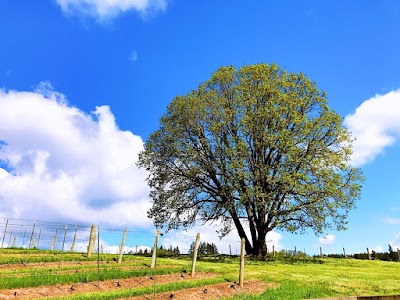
xmin=216 ymin=258 xmax=400 ymax=299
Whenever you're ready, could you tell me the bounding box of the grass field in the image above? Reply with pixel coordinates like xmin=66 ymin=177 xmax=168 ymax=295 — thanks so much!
xmin=0 ymin=248 xmax=399 ymax=299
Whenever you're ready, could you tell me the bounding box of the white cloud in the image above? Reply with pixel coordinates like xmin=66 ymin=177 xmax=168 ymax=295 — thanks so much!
xmin=56 ymin=0 xmax=168 ymax=21
xmin=318 ymin=234 xmax=335 ymax=245
xmin=102 ymin=243 xmax=150 ymax=254
xmin=0 ymin=84 xmax=285 ymax=254
xmin=344 ymin=89 xmax=400 ymax=166
xmin=371 ymin=245 xmax=383 ymax=253
xmin=0 ymin=84 xmax=151 ymax=227
xmin=391 ymin=233 xmax=400 ymax=251
xmin=383 ymin=218 xmax=400 ymax=224
xmin=129 ymin=51 xmax=138 ymax=62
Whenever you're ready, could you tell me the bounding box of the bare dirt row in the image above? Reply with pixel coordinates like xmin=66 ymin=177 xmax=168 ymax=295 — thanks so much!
xmin=124 ymin=280 xmax=275 ymax=300
xmin=0 ymin=272 xmax=218 ymax=299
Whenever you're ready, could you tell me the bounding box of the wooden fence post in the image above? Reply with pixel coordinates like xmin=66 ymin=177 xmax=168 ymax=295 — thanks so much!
xmin=87 ymin=225 xmax=96 ymax=258
xmin=22 ymin=230 xmax=27 ymax=248
xmin=37 ymin=228 xmax=42 ymax=249
xmin=273 ymin=245 xmax=275 ymax=258
xmin=191 ymin=233 xmax=201 ymax=278
xmin=150 ymin=229 xmax=160 ymax=269
xmin=1 ymin=218 xmax=8 ymax=248
xmin=51 ymin=227 xmax=58 ymax=251
xmin=70 ymin=226 xmax=77 ymax=252
xmin=8 ymin=232 xmax=12 ymax=247
xmin=397 ymin=248 xmax=400 ymax=262
xmin=239 ymin=238 xmax=245 ymax=288
xmin=367 ymin=248 xmax=371 ymax=260
xmin=92 ymin=227 xmax=97 ymax=254
xmin=62 ymin=224 xmax=68 ymax=252
xmin=343 ymin=247 xmax=346 ymax=258
xmin=28 ymin=219 xmax=36 ymax=249
xmin=97 ymin=226 xmax=100 ymax=282
xmin=294 ymin=246 xmax=297 ymax=256
xmin=118 ymin=227 xmax=128 ymax=264
xmin=320 ymin=247 xmax=323 ymax=258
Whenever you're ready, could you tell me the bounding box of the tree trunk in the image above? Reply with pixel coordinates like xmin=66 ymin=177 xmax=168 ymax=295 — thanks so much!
xmin=248 ymin=227 xmax=267 ymax=257
xmin=258 ymin=230 xmax=267 ymax=257
xmin=229 ymin=209 xmax=270 ymax=257
xmin=244 ymin=203 xmax=259 ymax=256
xmin=229 ymin=210 xmax=253 ymax=254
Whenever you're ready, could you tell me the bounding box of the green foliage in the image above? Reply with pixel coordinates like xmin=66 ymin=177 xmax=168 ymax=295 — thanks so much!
xmin=138 ymin=63 xmax=364 ymax=256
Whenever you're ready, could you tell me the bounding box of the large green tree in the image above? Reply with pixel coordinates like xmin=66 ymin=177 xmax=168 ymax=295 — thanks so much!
xmin=138 ymin=63 xmax=363 ymax=256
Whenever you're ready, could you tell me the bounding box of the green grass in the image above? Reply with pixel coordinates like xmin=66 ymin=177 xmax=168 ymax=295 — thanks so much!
xmin=223 ymin=281 xmax=336 ymax=300
xmin=0 ymin=249 xmax=147 ymax=264
xmin=220 ymin=258 xmax=400 ymax=299
xmin=0 ymin=260 xmax=181 ymax=277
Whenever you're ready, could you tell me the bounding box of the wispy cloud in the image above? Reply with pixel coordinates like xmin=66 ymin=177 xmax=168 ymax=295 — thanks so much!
xmin=0 ymin=83 xmax=151 ymax=227
xmin=318 ymin=234 xmax=335 ymax=245
xmin=383 ymin=218 xmax=400 ymax=224
xmin=129 ymin=51 xmax=138 ymax=62
xmin=345 ymin=89 xmax=400 ymax=166
xmin=56 ymin=0 xmax=168 ymax=22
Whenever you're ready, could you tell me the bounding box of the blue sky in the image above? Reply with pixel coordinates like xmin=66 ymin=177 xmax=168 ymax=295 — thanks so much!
xmin=0 ymin=0 xmax=400 ymax=255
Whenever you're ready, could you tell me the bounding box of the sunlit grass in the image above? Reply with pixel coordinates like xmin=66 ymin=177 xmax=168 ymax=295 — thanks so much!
xmin=219 ymin=258 xmax=400 ymax=299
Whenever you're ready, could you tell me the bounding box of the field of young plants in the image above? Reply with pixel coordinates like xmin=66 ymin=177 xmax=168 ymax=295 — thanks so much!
xmin=0 ymin=248 xmax=400 ymax=300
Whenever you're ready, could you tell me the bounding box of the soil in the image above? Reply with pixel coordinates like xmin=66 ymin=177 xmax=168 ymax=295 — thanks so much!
xmin=0 ymin=272 xmax=220 ymax=299
xmin=0 ymin=262 xmax=275 ymax=299
xmin=123 ymin=280 xmax=274 ymax=300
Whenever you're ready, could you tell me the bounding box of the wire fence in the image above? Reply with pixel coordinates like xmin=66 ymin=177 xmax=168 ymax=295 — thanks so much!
xmin=1 ymin=218 xmax=91 ymax=252
xmin=0 ymin=217 xmax=247 ymax=299
xmin=0 ymin=217 xmax=246 ymax=257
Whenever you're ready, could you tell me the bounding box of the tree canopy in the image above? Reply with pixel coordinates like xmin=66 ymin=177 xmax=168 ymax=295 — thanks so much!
xmin=138 ymin=63 xmax=363 ymax=256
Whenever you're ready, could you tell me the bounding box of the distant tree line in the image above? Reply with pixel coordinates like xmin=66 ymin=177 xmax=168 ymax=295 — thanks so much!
xmin=189 ymin=241 xmax=219 ymax=256
xmin=327 ymin=245 xmax=399 ymax=262
xmin=158 ymin=245 xmax=180 ymax=256
xmin=127 ymin=245 xmax=180 ymax=256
